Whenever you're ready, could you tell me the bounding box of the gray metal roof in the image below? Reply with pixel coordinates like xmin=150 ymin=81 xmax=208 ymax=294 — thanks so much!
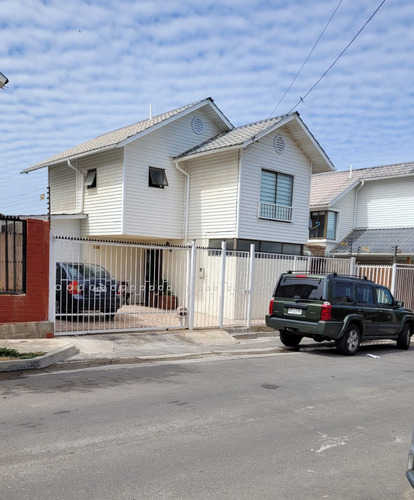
xmin=331 ymin=227 xmax=414 ymax=255
xmin=175 ymin=111 xmax=335 ymax=174
xmin=175 ymin=116 xmax=285 ymax=157
xmin=310 ymin=161 xmax=414 ymax=207
xmin=22 ymin=98 xmax=232 ymax=173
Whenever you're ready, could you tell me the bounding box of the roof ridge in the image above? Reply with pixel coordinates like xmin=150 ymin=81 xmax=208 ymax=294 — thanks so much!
xmin=313 ymin=161 xmax=414 ymax=177
xmin=22 ymin=98 xmax=217 ymax=172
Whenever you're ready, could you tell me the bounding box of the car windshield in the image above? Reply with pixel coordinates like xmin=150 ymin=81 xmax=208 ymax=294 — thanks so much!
xmin=66 ymin=264 xmax=113 ymax=280
xmin=275 ymin=277 xmax=324 ymax=300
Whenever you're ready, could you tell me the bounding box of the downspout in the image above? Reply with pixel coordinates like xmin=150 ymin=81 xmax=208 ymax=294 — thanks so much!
xmin=67 ymin=159 xmax=85 ymax=213
xmin=353 ymin=180 xmax=364 ymax=229
xmin=174 ymin=161 xmax=190 ymax=242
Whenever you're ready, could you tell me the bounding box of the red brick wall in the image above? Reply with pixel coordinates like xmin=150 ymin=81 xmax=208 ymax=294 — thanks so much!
xmin=0 ymin=219 xmax=50 ymax=324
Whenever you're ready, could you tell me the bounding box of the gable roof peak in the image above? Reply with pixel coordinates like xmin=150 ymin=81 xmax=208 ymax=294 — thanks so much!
xmin=22 ymin=97 xmax=232 ymax=173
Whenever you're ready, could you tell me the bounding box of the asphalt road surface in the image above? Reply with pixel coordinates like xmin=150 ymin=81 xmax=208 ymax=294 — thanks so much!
xmin=1 ymin=342 xmax=414 ymax=500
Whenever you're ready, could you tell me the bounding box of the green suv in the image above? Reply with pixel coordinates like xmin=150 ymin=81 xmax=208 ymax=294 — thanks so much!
xmin=265 ymin=271 xmax=414 ymax=355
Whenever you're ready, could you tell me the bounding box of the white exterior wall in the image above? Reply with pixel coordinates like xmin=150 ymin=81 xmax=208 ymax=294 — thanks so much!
xmin=79 ymin=149 xmax=124 ymax=236
xmin=356 ymin=177 xmax=414 ymax=229
xmin=123 ymin=110 xmax=225 ymax=240
xmin=51 ymin=218 xmax=82 ymax=238
xmin=332 ymin=190 xmax=356 ymax=240
xmin=49 ymin=150 xmax=124 ymax=236
xmin=238 ymin=128 xmax=312 ymax=244
xmin=319 ymin=190 xmax=356 ymax=253
xmin=49 ymin=164 xmax=77 ymax=213
xmin=187 ymin=151 xmax=239 ymax=242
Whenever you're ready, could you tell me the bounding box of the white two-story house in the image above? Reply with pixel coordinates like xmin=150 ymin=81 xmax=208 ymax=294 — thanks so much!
xmin=22 ymin=97 xmax=335 ymax=253
xmin=307 ymin=162 xmax=414 ymax=264
xmin=21 ymin=97 xmax=337 ymax=323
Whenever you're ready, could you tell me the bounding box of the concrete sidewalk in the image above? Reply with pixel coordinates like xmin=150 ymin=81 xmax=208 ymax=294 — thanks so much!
xmin=0 ymin=328 xmax=283 ymax=372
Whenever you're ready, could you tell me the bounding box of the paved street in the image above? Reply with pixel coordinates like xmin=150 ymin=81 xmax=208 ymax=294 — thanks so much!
xmin=1 ymin=342 xmax=414 ymax=500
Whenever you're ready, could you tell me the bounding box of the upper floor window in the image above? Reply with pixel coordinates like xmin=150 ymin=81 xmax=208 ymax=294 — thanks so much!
xmin=85 ymin=169 xmax=97 ymax=189
xmin=259 ymin=170 xmax=293 ymax=222
xmin=149 ymin=167 xmax=168 ymax=189
xmin=309 ymin=210 xmax=337 ymax=240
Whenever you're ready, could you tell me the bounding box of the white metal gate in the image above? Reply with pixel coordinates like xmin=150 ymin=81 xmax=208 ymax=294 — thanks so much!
xmin=51 ymin=237 xmax=191 ymax=335
xmin=355 ymin=263 xmax=414 ymax=312
xmin=50 ymin=237 xmax=355 ymax=335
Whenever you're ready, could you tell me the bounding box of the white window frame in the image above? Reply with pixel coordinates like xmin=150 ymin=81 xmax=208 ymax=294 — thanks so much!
xmin=259 ymin=169 xmax=293 ymax=222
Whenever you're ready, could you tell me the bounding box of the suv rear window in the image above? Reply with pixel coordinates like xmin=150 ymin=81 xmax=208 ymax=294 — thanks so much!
xmin=275 ymin=277 xmax=324 ymax=300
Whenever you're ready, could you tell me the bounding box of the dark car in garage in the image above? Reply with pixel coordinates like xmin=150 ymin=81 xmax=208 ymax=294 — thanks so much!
xmin=56 ymin=262 xmax=121 ymax=319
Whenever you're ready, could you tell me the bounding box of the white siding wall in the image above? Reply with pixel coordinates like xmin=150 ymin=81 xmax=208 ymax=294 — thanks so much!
xmin=123 ymin=110 xmax=225 ymax=239
xmin=323 ymin=190 xmax=356 ymax=252
xmin=51 ymin=218 xmax=81 ymax=238
xmin=238 ymin=128 xmax=312 ymax=244
xmin=50 ymin=164 xmax=77 ymax=213
xmin=79 ymin=149 xmax=124 ymax=236
xmin=356 ymin=177 xmax=414 ymax=228
xmin=187 ymin=151 xmax=239 ymax=241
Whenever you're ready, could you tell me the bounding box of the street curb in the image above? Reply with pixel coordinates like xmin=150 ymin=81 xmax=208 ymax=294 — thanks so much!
xmin=0 ymin=344 xmax=79 ymax=372
xmin=52 ymin=346 xmax=286 ymax=371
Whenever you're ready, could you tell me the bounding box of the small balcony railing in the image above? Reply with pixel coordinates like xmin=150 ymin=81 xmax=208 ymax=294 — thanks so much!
xmin=258 ymin=202 xmax=293 ymax=222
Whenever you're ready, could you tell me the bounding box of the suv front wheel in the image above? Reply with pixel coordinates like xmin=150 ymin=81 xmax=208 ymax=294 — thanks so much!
xmin=397 ymin=323 xmax=412 ymax=350
xmin=336 ymin=324 xmax=360 ymax=355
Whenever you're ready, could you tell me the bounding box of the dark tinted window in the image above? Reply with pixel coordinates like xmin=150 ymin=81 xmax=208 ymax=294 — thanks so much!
xmin=333 ymin=281 xmax=354 ymax=303
xmin=356 ymin=285 xmax=374 ymax=305
xmin=275 ymin=277 xmax=324 ymax=300
xmin=65 ymin=264 xmax=113 ymax=280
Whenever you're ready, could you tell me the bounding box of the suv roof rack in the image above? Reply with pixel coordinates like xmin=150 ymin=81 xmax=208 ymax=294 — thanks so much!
xmin=285 ymin=270 xmax=373 ymax=281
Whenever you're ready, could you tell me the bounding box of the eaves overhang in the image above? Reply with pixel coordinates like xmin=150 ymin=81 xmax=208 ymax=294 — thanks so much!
xmin=21 ymin=144 xmax=120 ymax=173
xmin=21 ymin=97 xmax=233 ymax=174
xmin=174 ymin=144 xmax=242 ymax=163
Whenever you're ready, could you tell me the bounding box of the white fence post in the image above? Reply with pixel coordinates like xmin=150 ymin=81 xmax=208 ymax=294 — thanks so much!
xmin=219 ymin=241 xmax=227 ymax=328
xmin=349 ymin=257 xmax=356 ymax=276
xmin=391 ymin=262 xmax=397 ymax=295
xmin=246 ymin=244 xmax=255 ymax=329
xmin=188 ymin=241 xmax=197 ymax=330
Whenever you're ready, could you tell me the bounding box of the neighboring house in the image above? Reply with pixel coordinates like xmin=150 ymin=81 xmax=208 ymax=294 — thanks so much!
xmin=22 ymin=97 xmax=334 ymax=253
xmin=307 ymin=162 xmax=414 ymax=264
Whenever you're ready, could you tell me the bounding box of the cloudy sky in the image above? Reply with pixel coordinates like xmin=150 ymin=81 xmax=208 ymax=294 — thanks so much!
xmin=1 ymin=0 xmax=413 ymax=215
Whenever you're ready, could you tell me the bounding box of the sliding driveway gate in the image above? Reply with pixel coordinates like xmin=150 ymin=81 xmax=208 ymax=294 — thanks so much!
xmin=51 ymin=237 xmax=353 ymax=335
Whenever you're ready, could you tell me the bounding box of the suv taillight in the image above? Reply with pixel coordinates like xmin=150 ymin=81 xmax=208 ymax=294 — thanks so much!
xmin=321 ymin=301 xmax=332 ymax=321
xmin=269 ymin=299 xmax=274 ymax=315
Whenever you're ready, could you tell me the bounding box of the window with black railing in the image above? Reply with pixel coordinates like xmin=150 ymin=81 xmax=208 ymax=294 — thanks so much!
xmin=0 ymin=216 xmax=27 ymax=293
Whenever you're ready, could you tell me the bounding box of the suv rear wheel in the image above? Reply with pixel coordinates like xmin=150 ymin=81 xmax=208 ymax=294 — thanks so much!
xmin=336 ymin=324 xmax=360 ymax=355
xmin=397 ymin=323 xmax=412 ymax=350
xmin=279 ymin=330 xmax=303 ymax=347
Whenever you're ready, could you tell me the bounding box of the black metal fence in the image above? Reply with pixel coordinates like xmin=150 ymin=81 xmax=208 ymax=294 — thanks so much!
xmin=0 ymin=216 xmax=27 ymax=293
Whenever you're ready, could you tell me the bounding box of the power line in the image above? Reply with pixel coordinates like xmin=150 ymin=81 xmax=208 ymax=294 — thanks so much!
xmin=270 ymin=0 xmax=343 ymax=117
xmin=287 ymin=0 xmax=386 ymax=114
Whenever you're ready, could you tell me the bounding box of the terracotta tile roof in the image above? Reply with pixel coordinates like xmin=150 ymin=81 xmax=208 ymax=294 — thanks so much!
xmin=310 ymin=161 xmax=414 ymax=207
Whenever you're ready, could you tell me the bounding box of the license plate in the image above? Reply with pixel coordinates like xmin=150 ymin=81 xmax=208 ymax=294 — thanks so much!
xmin=287 ymin=308 xmax=302 ymax=315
